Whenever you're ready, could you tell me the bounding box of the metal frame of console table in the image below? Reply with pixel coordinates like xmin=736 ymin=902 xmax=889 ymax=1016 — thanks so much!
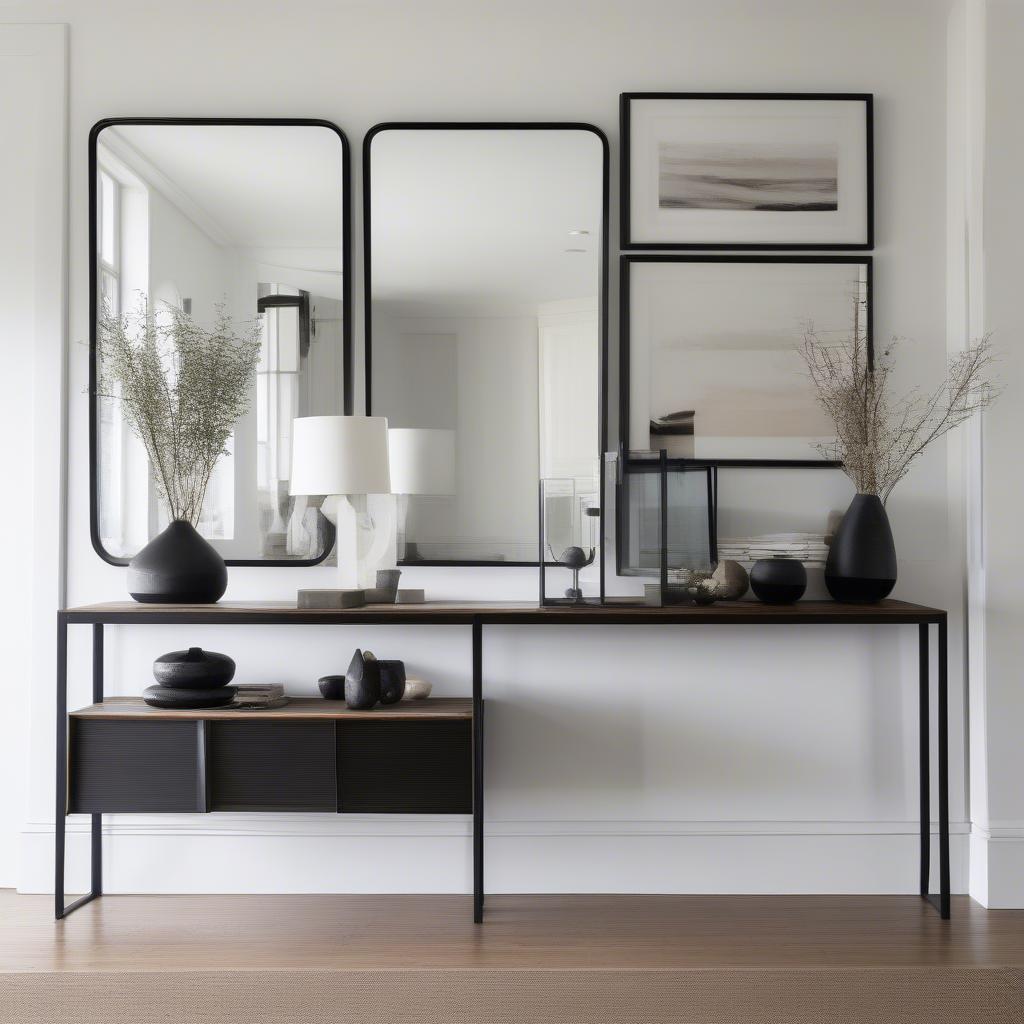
xmin=56 ymin=599 xmax=950 ymax=922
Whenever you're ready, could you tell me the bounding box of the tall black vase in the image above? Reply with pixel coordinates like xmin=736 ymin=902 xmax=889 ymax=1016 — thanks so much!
xmin=825 ymin=494 xmax=897 ymax=603
xmin=127 ymin=520 xmax=227 ymax=604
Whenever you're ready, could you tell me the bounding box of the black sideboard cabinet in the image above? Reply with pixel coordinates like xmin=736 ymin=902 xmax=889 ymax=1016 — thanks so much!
xmin=68 ymin=700 xmax=474 ymax=816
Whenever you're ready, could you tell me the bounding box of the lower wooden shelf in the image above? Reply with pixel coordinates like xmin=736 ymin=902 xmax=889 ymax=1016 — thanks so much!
xmin=70 ymin=696 xmax=473 ymax=720
xmin=67 ymin=697 xmax=474 ymax=816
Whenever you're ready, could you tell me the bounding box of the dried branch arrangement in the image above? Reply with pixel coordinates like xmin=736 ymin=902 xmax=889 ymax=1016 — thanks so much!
xmin=96 ymin=300 xmax=262 ymax=525
xmin=800 ymin=317 xmax=999 ymax=502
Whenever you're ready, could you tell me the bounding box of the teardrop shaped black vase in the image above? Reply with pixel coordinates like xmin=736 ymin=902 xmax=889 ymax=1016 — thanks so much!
xmin=127 ymin=521 xmax=227 ymax=604
xmin=825 ymin=494 xmax=897 ymax=603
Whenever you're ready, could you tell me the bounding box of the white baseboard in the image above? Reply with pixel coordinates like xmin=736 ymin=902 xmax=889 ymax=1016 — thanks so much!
xmin=969 ymin=824 xmax=1024 ymax=907
xmin=20 ymin=818 xmax=970 ymax=896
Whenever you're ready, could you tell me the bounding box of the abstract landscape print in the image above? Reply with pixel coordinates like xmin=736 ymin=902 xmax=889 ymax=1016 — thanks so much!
xmin=658 ymin=142 xmax=838 ymax=212
xmin=622 ymin=94 xmax=871 ymax=248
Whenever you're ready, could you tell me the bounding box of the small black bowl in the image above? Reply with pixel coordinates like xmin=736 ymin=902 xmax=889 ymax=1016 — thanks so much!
xmin=749 ymin=558 xmax=807 ymax=605
xmin=154 ymin=647 xmax=235 ymax=689
xmin=318 ymin=674 xmax=346 ymax=700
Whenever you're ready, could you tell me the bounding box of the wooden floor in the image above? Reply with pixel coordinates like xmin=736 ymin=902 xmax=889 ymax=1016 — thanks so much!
xmin=4 ymin=891 xmax=1024 ymax=972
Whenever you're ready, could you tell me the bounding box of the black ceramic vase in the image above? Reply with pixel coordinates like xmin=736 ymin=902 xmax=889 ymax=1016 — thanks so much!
xmin=345 ymin=649 xmax=381 ymax=710
xmin=750 ymin=558 xmax=807 ymax=605
xmin=127 ymin=521 xmax=227 ymax=604
xmin=378 ymin=660 xmax=407 ymax=704
xmin=154 ymin=647 xmax=235 ymax=689
xmin=825 ymin=494 xmax=897 ymax=603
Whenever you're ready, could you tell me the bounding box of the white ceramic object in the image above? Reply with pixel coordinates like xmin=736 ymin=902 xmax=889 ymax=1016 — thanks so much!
xmin=403 ymin=677 xmax=432 ymax=700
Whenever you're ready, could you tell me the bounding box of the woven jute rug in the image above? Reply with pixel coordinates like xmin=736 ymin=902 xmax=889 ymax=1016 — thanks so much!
xmin=2 ymin=968 xmax=1021 ymax=1024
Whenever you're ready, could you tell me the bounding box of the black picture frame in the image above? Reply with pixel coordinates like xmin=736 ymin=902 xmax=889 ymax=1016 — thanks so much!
xmin=620 ymin=92 xmax=873 ymax=251
xmin=618 ymin=254 xmax=873 ymax=469
xmin=88 ymin=116 xmax=352 ymax=568
xmin=363 ymin=121 xmax=610 ymax=568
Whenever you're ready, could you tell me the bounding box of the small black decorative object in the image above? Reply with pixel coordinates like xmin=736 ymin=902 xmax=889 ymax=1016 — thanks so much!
xmin=153 ymin=647 xmax=235 ymax=690
xmin=344 ymin=649 xmax=381 ymax=710
xmin=548 ymin=545 xmax=596 ymax=602
xmin=750 ymin=558 xmax=807 ymax=605
xmin=318 ymin=674 xmax=346 ymax=700
xmin=825 ymin=493 xmax=897 ymax=603
xmin=127 ymin=521 xmax=227 ymax=604
xmin=378 ymin=660 xmax=407 ymax=704
xmin=142 ymin=684 xmax=236 ymax=709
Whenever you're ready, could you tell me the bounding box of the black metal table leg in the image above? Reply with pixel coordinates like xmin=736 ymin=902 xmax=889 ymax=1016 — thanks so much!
xmin=55 ymin=618 xmax=103 ymax=920
xmin=472 ymin=618 xmax=484 ymax=923
xmin=918 ymin=623 xmax=930 ymax=898
xmin=920 ymin=618 xmax=951 ymax=920
xmin=936 ymin=617 xmax=950 ymax=918
xmin=54 ymin=615 xmax=68 ymax=920
xmin=90 ymin=624 xmax=104 ymax=899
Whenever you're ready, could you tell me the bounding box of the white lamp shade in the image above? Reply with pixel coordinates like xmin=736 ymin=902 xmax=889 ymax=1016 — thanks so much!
xmin=388 ymin=428 xmax=456 ymax=496
xmin=289 ymin=416 xmax=391 ymax=496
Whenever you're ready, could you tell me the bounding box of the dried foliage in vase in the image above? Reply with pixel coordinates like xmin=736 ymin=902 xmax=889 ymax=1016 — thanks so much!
xmin=96 ymin=300 xmax=262 ymax=525
xmin=800 ymin=316 xmax=999 ymax=502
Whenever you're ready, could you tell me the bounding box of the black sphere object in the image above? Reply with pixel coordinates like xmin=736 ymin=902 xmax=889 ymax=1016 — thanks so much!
xmin=750 ymin=558 xmax=807 ymax=605
xmin=318 ymin=674 xmax=346 ymax=700
xmin=559 ymin=546 xmax=589 ymax=570
xmin=143 ymin=684 xmax=236 ymax=709
xmin=378 ymin=660 xmax=407 ymax=704
xmin=344 ymin=649 xmax=381 ymax=710
xmin=153 ymin=647 xmax=235 ymax=689
xmin=127 ymin=521 xmax=227 ymax=604
xmin=825 ymin=494 xmax=897 ymax=603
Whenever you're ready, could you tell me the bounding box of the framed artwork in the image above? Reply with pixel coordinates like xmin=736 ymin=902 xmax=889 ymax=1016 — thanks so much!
xmin=621 ymin=93 xmax=872 ymax=250
xmin=620 ymin=255 xmax=872 ymax=466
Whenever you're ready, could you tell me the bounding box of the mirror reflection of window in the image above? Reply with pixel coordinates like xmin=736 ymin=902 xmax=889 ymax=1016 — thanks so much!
xmin=92 ymin=122 xmax=347 ymax=564
xmin=368 ymin=127 xmax=604 ymax=565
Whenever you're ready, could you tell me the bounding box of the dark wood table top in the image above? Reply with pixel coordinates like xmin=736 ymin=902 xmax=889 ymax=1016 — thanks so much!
xmin=60 ymin=599 xmax=945 ymax=625
xmin=70 ymin=696 xmax=473 ymax=721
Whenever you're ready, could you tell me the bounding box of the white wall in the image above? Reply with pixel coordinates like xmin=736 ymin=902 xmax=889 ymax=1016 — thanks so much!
xmin=968 ymin=0 xmax=1024 ymax=908
xmin=0 ymin=23 xmax=66 ymax=891
xmin=1 ymin=0 xmax=980 ymax=897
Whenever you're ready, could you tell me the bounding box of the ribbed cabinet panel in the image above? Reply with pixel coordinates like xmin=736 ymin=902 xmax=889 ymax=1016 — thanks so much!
xmin=68 ymin=720 xmax=202 ymax=813
xmin=207 ymin=722 xmax=337 ymax=811
xmin=337 ymin=720 xmax=472 ymax=813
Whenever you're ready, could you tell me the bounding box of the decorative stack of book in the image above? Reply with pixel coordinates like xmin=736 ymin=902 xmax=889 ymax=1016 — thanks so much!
xmin=232 ymin=684 xmax=289 ymax=710
xmin=716 ymin=533 xmax=829 ymax=568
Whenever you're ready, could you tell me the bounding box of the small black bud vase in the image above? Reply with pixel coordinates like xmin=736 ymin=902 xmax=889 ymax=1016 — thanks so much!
xmin=127 ymin=520 xmax=227 ymax=604
xmin=825 ymin=493 xmax=897 ymax=603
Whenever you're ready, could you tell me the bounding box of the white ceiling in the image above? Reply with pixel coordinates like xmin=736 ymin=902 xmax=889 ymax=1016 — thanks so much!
xmin=369 ymin=129 xmax=603 ymax=315
xmin=101 ymin=123 xmax=344 ymax=250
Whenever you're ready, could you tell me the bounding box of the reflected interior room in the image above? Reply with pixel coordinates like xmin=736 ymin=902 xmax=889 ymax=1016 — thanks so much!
xmin=93 ymin=121 xmax=348 ymax=565
xmin=366 ymin=126 xmax=604 ymax=567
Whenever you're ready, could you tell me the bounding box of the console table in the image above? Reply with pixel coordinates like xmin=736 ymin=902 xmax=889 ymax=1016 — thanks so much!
xmin=56 ymin=599 xmax=950 ymax=922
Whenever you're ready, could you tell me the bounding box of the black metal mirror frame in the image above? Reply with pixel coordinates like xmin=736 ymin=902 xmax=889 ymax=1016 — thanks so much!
xmin=88 ymin=117 xmax=352 ymax=567
xmin=363 ymin=121 xmax=610 ymax=567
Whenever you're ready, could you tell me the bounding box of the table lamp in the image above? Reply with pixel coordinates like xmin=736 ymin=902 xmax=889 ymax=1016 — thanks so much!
xmin=387 ymin=428 xmax=456 ymax=561
xmin=290 ymin=416 xmax=393 ymax=591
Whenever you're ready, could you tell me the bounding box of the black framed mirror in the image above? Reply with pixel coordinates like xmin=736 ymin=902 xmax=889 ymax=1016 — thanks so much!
xmin=89 ymin=117 xmax=351 ymax=566
xmin=364 ymin=122 xmax=609 ymax=566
